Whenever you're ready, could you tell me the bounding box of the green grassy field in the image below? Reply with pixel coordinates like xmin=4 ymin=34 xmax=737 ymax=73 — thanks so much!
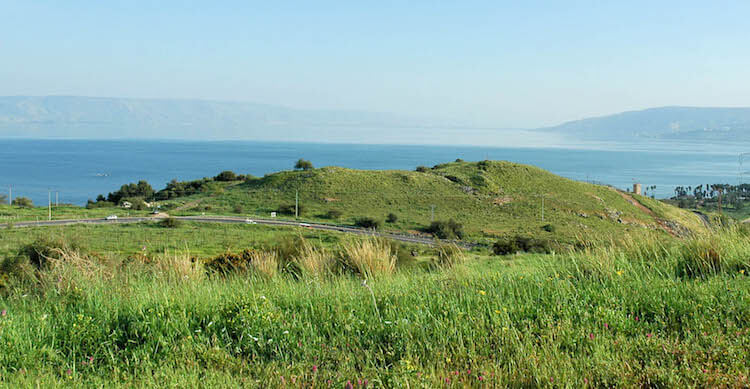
xmin=0 ymin=204 xmax=151 ymax=224
xmin=0 ymin=222 xmax=355 ymax=259
xmin=0 ymin=221 xmax=748 ymax=387
xmin=159 ymin=160 xmax=706 ymax=244
xmin=1 ymin=161 xmax=709 ymax=248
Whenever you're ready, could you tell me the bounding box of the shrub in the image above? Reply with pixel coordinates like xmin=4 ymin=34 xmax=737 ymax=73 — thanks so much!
xmin=455 ymin=158 xmax=464 ymax=162
xmin=204 ymin=249 xmax=257 ymax=275
xmin=215 ymin=170 xmax=238 ymax=182
xmin=355 ymin=217 xmax=381 ymax=230
xmin=11 ymin=197 xmax=33 ymax=208
xmin=339 ymin=238 xmax=396 ymax=278
xmin=492 ymin=239 xmax=519 ymax=256
xmin=7 ymin=238 xmax=111 ymax=293
xmin=542 ymin=224 xmax=556 ymax=232
xmin=294 ymin=159 xmax=313 ymax=170
xmin=415 ymin=166 xmax=429 ymax=173
xmin=232 ymin=205 xmax=244 ymax=214
xmin=159 ymin=217 xmax=183 ymax=228
xmin=324 ymin=209 xmax=342 ymax=219
xmin=426 ymin=219 xmax=464 ymax=239
xmin=493 ymin=235 xmax=552 ymax=255
xmin=278 ymin=203 xmax=304 ymax=216
xmin=106 ymin=180 xmax=154 ymax=204
xmin=16 ymin=237 xmax=84 ymax=269
xmin=386 ymin=213 xmax=398 ymax=223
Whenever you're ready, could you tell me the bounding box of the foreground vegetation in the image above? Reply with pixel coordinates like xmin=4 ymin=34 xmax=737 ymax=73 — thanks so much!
xmin=0 ymin=222 xmax=748 ymax=387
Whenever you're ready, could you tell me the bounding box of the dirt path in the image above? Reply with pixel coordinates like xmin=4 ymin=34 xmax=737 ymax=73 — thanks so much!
xmin=615 ymin=190 xmax=679 ymax=237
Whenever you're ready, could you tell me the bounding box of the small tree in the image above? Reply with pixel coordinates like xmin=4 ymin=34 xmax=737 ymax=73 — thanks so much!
xmin=426 ymin=219 xmax=464 ymax=239
xmin=355 ymin=217 xmax=381 ymax=230
xmin=0 ymin=194 xmax=6 ymax=204
xmin=159 ymin=217 xmax=183 ymax=228
xmin=295 ymin=159 xmax=313 ymax=170
xmin=12 ymin=197 xmax=33 ymax=208
xmin=215 ymin=170 xmax=238 ymax=182
xmin=415 ymin=166 xmax=429 ymax=173
xmin=386 ymin=213 xmax=398 ymax=223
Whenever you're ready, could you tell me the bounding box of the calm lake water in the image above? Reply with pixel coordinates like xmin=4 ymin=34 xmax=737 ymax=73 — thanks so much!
xmin=1 ymin=138 xmax=749 ymax=206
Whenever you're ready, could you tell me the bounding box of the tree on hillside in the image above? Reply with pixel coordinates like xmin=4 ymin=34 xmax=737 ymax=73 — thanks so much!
xmin=295 ymin=159 xmax=313 ymax=170
xmin=0 ymin=194 xmax=6 ymax=204
xmin=215 ymin=170 xmax=238 ymax=182
xmin=107 ymin=180 xmax=155 ymax=205
xmin=12 ymin=197 xmax=33 ymax=208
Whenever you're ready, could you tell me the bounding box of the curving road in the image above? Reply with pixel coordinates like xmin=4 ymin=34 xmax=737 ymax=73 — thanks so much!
xmin=0 ymin=215 xmax=474 ymax=248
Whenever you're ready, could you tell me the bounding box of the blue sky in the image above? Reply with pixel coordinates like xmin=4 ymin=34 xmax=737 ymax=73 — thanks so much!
xmin=1 ymin=1 xmax=749 ymax=128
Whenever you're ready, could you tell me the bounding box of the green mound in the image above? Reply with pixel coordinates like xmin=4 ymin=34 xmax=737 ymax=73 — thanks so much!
xmin=164 ymin=160 xmax=707 ymax=244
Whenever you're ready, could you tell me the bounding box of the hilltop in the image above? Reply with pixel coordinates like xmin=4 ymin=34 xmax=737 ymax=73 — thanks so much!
xmin=157 ymin=160 xmax=707 ymax=244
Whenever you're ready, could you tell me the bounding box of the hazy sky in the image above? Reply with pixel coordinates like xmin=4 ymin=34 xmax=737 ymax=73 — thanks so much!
xmin=2 ymin=1 xmax=749 ymax=128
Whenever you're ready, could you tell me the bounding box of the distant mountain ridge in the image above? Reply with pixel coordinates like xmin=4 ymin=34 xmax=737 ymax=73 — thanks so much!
xmin=541 ymin=106 xmax=750 ymax=141
xmin=0 ymin=95 xmax=439 ymax=141
xmin=3 ymin=96 xmax=750 ymax=143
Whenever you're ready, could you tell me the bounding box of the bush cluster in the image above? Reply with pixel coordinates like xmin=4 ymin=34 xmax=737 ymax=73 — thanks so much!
xmin=355 ymin=217 xmax=381 ymax=230
xmin=214 ymin=170 xmax=238 ymax=182
xmin=159 ymin=217 xmax=183 ymax=228
xmin=426 ymin=219 xmax=464 ymax=239
xmin=204 ymin=249 xmax=258 ymax=274
xmin=11 ymin=197 xmax=33 ymax=208
xmin=493 ymin=235 xmax=552 ymax=255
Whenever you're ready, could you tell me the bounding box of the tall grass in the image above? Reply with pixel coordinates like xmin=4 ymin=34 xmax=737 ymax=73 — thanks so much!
xmin=563 ymin=227 xmax=750 ymax=282
xmin=0 ymin=229 xmax=748 ymax=386
xmin=250 ymin=250 xmax=278 ymax=279
xmin=338 ymin=237 xmax=396 ymax=278
xmin=292 ymin=240 xmax=332 ymax=279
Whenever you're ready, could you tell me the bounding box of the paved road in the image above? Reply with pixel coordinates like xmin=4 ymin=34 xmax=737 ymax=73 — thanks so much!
xmin=0 ymin=215 xmax=473 ymax=248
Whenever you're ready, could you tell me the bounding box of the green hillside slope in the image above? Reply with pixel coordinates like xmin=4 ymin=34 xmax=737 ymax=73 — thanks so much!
xmin=162 ymin=160 xmax=707 ymax=244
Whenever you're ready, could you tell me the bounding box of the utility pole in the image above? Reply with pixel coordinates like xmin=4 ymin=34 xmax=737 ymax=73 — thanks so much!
xmin=295 ymin=190 xmax=299 ymax=219
xmin=718 ymin=187 xmax=723 ymax=215
xmin=541 ymin=197 xmax=545 ymax=222
xmin=8 ymin=185 xmax=11 ymax=205
xmin=48 ymin=190 xmax=51 ymax=221
xmin=55 ymin=191 xmax=59 ymax=206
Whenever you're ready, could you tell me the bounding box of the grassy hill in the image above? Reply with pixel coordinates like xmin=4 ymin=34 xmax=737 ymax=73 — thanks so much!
xmin=161 ymin=160 xmax=707 ymax=245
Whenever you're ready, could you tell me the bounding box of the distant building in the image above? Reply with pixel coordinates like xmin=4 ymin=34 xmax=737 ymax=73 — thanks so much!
xmin=633 ymin=183 xmax=642 ymax=196
xmin=121 ymin=201 xmax=132 ymax=209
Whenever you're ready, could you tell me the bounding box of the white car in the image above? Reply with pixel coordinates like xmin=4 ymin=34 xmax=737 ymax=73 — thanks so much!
xmin=299 ymin=223 xmax=312 ymax=228
xmin=245 ymin=219 xmax=257 ymax=224
xmin=105 ymin=215 xmax=118 ymax=221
